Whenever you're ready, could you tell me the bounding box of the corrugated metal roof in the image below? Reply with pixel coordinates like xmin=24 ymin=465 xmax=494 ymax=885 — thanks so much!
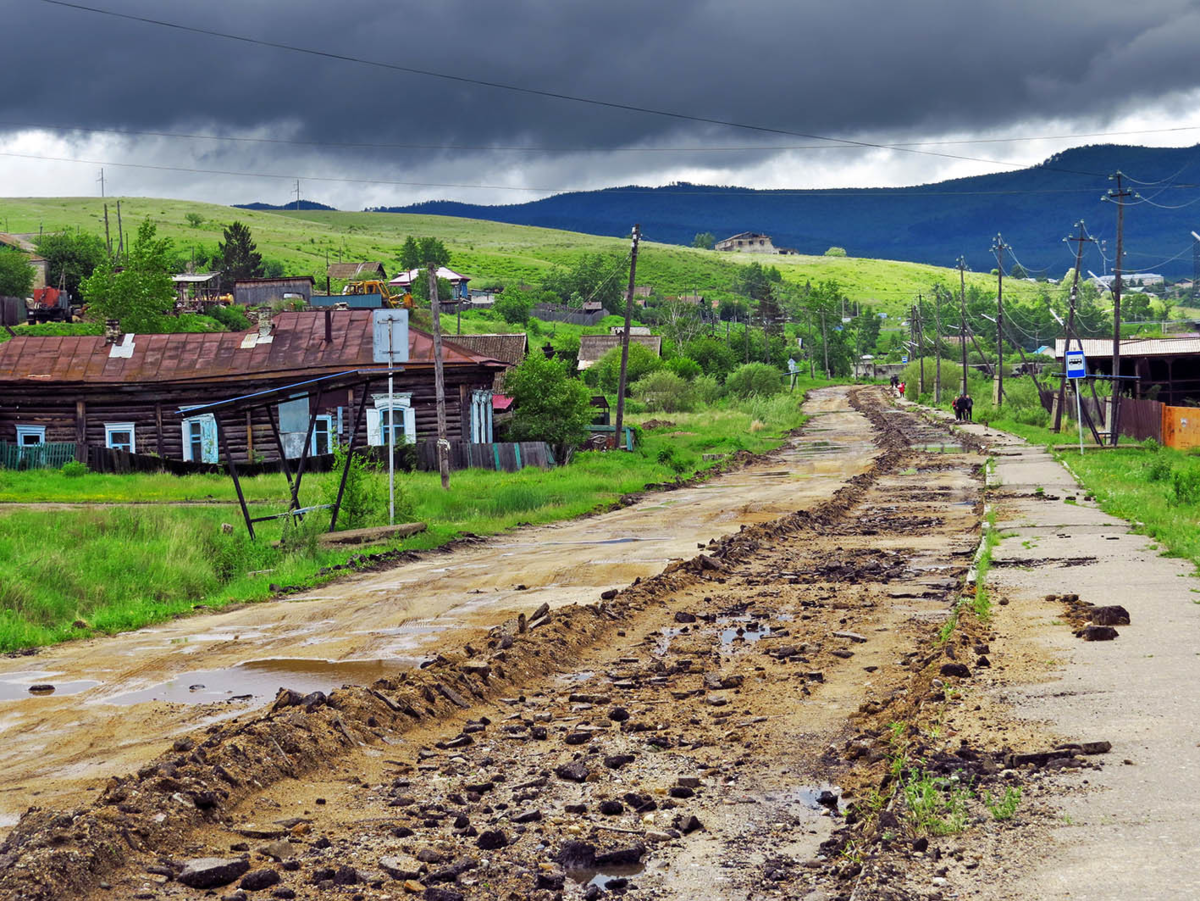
xmin=0 ymin=311 xmax=503 ymax=385
xmin=447 ymin=333 xmax=528 ymax=365
xmin=389 ymin=267 xmax=471 ymax=287
xmin=1054 ymin=337 xmax=1200 ymax=359
xmin=327 ymin=262 xmax=386 ymax=280
xmin=577 ymin=334 xmax=662 ymax=365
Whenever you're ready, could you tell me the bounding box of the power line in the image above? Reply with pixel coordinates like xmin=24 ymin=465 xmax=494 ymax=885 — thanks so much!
xmin=35 ymin=0 xmax=1108 ymax=178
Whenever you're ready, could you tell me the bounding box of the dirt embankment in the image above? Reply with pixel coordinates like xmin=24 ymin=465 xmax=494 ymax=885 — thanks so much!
xmin=1 ymin=386 xmax=1064 ymax=901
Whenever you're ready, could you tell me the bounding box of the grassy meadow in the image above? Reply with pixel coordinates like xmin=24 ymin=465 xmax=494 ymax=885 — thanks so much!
xmin=0 ymin=382 xmax=822 ymax=651
xmin=0 ymin=196 xmax=1044 ymax=320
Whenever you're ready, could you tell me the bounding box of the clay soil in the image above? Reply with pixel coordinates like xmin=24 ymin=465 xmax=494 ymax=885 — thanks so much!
xmin=0 ymin=388 xmax=1085 ymax=901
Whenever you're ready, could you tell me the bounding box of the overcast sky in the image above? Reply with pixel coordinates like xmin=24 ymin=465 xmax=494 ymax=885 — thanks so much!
xmin=3 ymin=0 xmax=1200 ymax=209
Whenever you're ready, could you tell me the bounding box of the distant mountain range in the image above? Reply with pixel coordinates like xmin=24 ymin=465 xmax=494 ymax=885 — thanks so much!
xmin=234 ymin=200 xmax=337 ymax=212
xmin=360 ymin=144 xmax=1200 ymax=278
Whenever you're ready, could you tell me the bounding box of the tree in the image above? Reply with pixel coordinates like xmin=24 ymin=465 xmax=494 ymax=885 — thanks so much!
xmin=216 ymin=221 xmax=263 ymax=291
xmin=185 ymin=213 xmax=204 ymax=228
xmin=494 ymin=290 xmax=534 ymax=324
xmin=505 ymin=353 xmax=593 ymax=458
xmin=81 ymin=219 xmax=176 ymax=332
xmin=34 ymin=229 xmax=107 ymax=299
xmin=543 ymin=253 xmax=626 ymax=314
xmin=0 ymin=249 xmax=34 ymax=298
xmin=725 ymin=362 xmax=783 ymax=398
xmin=633 ymin=370 xmax=695 ymax=412
xmin=692 ymin=232 xmax=715 ymax=250
xmin=684 ymin=335 xmax=738 ymax=381
xmin=824 ymin=246 xmax=848 ymax=257
xmin=1009 ymin=262 xmax=1028 ymax=280
xmin=399 ymin=236 xmax=422 ymax=271
xmin=731 ymin=262 xmax=773 ymax=301
xmin=584 ymin=343 xmax=662 ymax=393
xmin=411 ymin=272 xmax=452 ymax=304
xmin=658 ymin=298 xmax=705 ymax=346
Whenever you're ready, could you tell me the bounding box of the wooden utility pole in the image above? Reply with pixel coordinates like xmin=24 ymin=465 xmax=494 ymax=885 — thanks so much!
xmin=427 ymin=264 xmax=451 ymax=489
xmin=1053 ymin=222 xmax=1093 ymax=432
xmin=957 ymin=257 xmax=968 ymax=396
xmin=1107 ymin=173 xmax=1133 ymax=446
xmin=103 ymin=203 xmax=112 ymax=260
xmin=915 ymin=299 xmax=926 ymax=395
xmin=115 ymin=201 xmax=124 ymax=264
xmin=991 ymin=234 xmax=1009 ymax=407
xmin=97 ymin=168 xmax=105 ymax=198
xmin=613 ymin=224 xmax=640 ymax=451
xmin=932 ymin=286 xmax=943 ymax=404
xmin=820 ymin=309 xmax=829 ymax=378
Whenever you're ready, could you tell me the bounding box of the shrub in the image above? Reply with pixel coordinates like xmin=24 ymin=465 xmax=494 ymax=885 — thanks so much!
xmin=824 ymin=246 xmax=848 ymax=257
xmin=583 ymin=342 xmax=663 ymax=393
xmin=632 ymin=370 xmax=695 ymax=413
xmin=1172 ymin=468 xmax=1200 ymax=505
xmin=505 ymin=352 xmax=594 ymax=455
xmin=725 ymin=362 xmax=783 ymax=398
xmin=693 ymin=374 xmax=723 ymax=405
xmin=666 ymin=356 xmax=701 ymax=381
xmin=207 ymin=304 xmax=251 ymax=331
xmin=1144 ymin=452 xmax=1172 ymax=483
xmin=321 ymin=444 xmax=388 ymax=529
xmin=60 ymin=461 xmax=88 ymax=478
xmin=493 ymin=291 xmax=534 ymax=324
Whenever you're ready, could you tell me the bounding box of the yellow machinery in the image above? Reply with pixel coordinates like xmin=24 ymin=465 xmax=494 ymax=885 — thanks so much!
xmin=342 ymin=279 xmax=413 ymax=309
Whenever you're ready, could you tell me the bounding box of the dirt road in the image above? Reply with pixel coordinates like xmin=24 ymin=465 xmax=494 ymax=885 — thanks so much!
xmin=0 ymin=390 xmax=877 ymax=834
xmin=0 ymin=387 xmax=1004 ymax=901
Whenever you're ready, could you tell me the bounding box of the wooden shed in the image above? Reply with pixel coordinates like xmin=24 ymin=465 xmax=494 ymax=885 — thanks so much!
xmin=233 ymin=276 xmax=315 ymax=307
xmin=0 ymin=310 xmax=504 ymax=465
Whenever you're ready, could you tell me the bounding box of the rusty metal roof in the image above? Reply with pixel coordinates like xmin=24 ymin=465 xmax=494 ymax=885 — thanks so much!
xmin=1054 ymin=337 xmax=1200 ymax=359
xmin=0 ymin=311 xmax=503 ymax=385
xmin=446 ymin=333 xmax=528 ymax=366
xmin=327 ymin=261 xmax=386 ymax=280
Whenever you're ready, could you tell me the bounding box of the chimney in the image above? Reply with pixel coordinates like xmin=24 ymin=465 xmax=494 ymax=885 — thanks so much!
xmin=104 ymin=319 xmax=121 ymax=346
xmin=333 ymin=301 xmax=350 ymax=311
xmin=324 ymin=307 xmax=333 ymax=343
xmin=256 ymin=310 xmax=273 ymax=338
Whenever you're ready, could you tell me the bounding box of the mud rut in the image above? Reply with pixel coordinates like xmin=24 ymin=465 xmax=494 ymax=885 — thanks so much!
xmin=0 ymin=388 xmax=1017 ymax=901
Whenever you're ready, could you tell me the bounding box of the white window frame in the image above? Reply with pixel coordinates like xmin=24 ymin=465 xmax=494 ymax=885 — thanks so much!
xmin=15 ymin=425 xmax=46 ymax=447
xmin=311 ymin=414 xmax=334 ymax=456
xmin=104 ymin=422 xmax=136 ymax=453
xmin=180 ymin=411 xmax=219 ymax=463
xmin=367 ymin=393 xmax=416 ymax=447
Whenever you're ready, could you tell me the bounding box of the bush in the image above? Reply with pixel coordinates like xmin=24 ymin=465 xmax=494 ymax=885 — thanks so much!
xmin=725 ymin=362 xmax=783 ymax=398
xmin=60 ymin=461 xmax=88 ymax=478
xmin=493 ymin=291 xmax=534 ymax=324
xmin=693 ymin=374 xmax=723 ymax=405
xmin=207 ymin=304 xmax=251 ymax=331
xmin=632 ymin=370 xmax=695 ymax=413
xmin=1144 ymin=452 xmax=1172 ymax=482
xmin=583 ymin=342 xmax=663 ymax=393
xmin=505 ymin=352 xmax=594 ymax=455
xmin=824 ymin=246 xmax=848 ymax=257
xmin=321 ymin=444 xmax=388 ymax=529
xmin=1172 ymin=468 xmax=1200 ymax=505
xmin=666 ymin=356 xmax=701 ymax=381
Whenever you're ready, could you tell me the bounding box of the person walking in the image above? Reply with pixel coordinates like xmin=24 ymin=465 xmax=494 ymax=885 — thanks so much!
xmin=952 ymin=394 xmax=964 ymax=421
xmin=963 ymin=394 xmax=974 ymax=422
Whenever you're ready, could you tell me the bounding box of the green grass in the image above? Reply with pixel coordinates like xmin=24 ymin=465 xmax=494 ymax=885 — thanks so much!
xmin=984 ymin=786 xmax=1022 ymax=821
xmin=0 ymin=196 xmax=1046 ymax=320
xmin=902 ymin=768 xmax=971 ymax=836
xmin=0 ymin=383 xmax=821 ymax=651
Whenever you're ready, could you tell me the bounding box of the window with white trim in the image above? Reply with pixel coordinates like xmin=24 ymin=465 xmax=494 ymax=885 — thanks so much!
xmin=104 ymin=422 xmax=136 ymax=453
xmin=366 ymin=393 xmax=416 ymax=447
xmin=312 ymin=414 xmax=334 ymax=456
xmin=15 ymin=425 xmax=46 ymax=447
xmin=181 ymin=414 xmax=218 ymax=463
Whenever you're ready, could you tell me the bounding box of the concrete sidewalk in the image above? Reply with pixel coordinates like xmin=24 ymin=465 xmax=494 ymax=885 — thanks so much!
xmin=922 ymin=402 xmax=1200 ymax=900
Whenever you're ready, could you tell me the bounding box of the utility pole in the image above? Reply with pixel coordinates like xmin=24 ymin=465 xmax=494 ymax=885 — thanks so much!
xmin=806 ymin=308 xmax=815 ymax=378
xmin=957 ymin=257 xmax=969 ymax=397
xmin=613 ymin=224 xmax=640 ymax=452
xmin=1053 ymin=222 xmax=1094 ymax=432
xmin=97 ymin=168 xmax=105 ymax=198
xmin=932 ymin=287 xmax=942 ymax=404
xmin=103 ymin=203 xmax=112 ymax=260
xmin=293 ymin=179 xmax=301 ymax=212
xmin=991 ymin=234 xmax=1009 ymax=407
xmin=820 ymin=308 xmax=829 ymax=378
xmin=1106 ymin=172 xmax=1134 ymax=446
xmin=915 ymin=299 xmax=925 ymax=396
xmin=115 ymin=201 xmax=124 ymax=264
xmin=427 ymin=263 xmax=451 ymax=489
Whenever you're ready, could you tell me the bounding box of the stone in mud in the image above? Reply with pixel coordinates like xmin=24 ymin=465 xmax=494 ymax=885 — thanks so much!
xmin=555 ymin=841 xmax=597 ymax=870
xmin=239 ymin=869 xmax=281 ymax=891
xmin=536 ymin=872 xmax=566 ymax=890
xmin=1092 ymin=606 xmax=1130 ymax=626
xmin=939 ymin=662 xmax=971 ymax=678
xmin=178 ymin=858 xmax=251 ymax=889
xmin=604 ymin=754 xmax=635 ymax=770
xmin=27 ymin=685 xmax=54 ymax=694
xmin=669 ymin=786 xmax=695 ymax=799
xmin=608 ymin=706 xmax=630 ymax=722
xmin=679 ymin=814 xmax=704 ymax=834
xmin=601 ymin=589 xmax=619 ymax=600
xmin=599 ymin=800 xmax=625 ymax=815
xmin=424 ymin=888 xmax=464 ymax=901
xmin=1079 ymin=625 xmax=1119 ymax=641
xmin=476 ymin=830 xmax=508 ymax=850
xmin=565 ymin=732 xmax=591 ymax=745
xmin=595 ymin=843 xmax=646 ymax=867
xmin=674 ymin=611 xmax=697 ymax=623
xmin=555 ymin=762 xmax=590 ymax=783
xmin=379 ymin=855 xmax=423 ymax=880
xmin=333 ymin=865 xmax=360 ymax=885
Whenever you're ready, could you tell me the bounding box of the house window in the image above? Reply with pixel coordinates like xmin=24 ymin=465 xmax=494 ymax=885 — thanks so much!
xmin=312 ymin=414 xmax=334 ymax=456
xmin=15 ymin=425 xmax=46 ymax=447
xmin=470 ymin=390 xmax=493 ymax=443
xmin=104 ymin=423 xmax=136 ymax=453
xmin=181 ymin=414 xmax=218 ymax=463
xmin=367 ymin=393 xmax=416 ymax=447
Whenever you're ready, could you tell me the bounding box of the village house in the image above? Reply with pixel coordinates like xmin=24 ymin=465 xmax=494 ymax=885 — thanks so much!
xmin=1054 ymin=336 xmax=1200 ymax=405
xmin=233 ymin=275 xmax=315 ymax=307
xmin=389 ymin=267 xmax=472 ymax=301
xmin=577 ymin=334 xmax=662 ymax=370
xmin=714 ymin=232 xmax=777 ymax=253
xmin=0 ymin=310 xmax=504 ymax=465
xmin=327 ymin=261 xmax=387 ymax=282
xmin=444 ymin=333 xmax=528 ymax=392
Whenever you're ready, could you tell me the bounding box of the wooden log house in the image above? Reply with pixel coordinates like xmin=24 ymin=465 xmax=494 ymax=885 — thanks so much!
xmin=0 ymin=310 xmax=504 ymax=464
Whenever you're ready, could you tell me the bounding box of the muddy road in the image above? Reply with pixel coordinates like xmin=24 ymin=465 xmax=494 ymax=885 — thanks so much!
xmin=0 ymin=390 xmax=876 ymax=833
xmin=0 ymin=386 xmax=1008 ymax=901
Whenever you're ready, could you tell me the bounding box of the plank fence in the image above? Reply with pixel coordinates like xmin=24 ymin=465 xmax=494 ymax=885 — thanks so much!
xmin=0 ymin=441 xmax=76 ymax=470
xmin=415 ymin=440 xmax=555 ymax=473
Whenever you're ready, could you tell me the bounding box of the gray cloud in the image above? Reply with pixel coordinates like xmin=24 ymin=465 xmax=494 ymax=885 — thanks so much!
xmin=4 ymin=0 xmax=1200 ymax=206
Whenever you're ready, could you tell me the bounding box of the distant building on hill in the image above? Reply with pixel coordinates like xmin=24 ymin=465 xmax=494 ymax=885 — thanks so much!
xmin=715 ymin=232 xmax=777 ymax=253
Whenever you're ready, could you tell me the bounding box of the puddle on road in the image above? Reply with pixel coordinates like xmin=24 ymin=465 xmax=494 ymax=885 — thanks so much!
xmin=98 ymin=657 xmax=410 ymax=707
xmin=719 ymin=616 xmax=772 ymax=646
xmin=916 ymin=443 xmax=965 ymax=454
xmin=567 ymin=863 xmax=646 ymax=888
xmin=0 ymin=673 xmax=102 ymax=702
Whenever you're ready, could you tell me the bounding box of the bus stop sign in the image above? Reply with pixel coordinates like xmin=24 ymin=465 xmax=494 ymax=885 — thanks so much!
xmin=1065 ymin=349 xmax=1087 ymax=379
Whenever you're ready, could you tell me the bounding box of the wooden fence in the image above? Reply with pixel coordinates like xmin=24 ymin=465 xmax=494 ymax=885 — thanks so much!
xmin=415 ymin=440 xmax=555 ymax=473
xmin=1116 ymin=397 xmax=1163 ymax=444
xmin=0 ymin=441 xmax=76 ymax=470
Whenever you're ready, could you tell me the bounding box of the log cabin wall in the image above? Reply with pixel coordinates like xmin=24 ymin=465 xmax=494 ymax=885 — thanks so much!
xmin=0 ymin=366 xmax=492 ymax=464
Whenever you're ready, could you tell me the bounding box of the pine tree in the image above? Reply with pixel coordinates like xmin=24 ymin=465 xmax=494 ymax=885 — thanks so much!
xmin=217 ymin=221 xmax=263 ymax=291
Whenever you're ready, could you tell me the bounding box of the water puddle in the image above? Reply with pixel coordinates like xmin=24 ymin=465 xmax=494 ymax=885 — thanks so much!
xmin=98 ymin=657 xmax=409 ymax=707
xmin=916 ymin=444 xmax=965 ymax=454
xmin=0 ymin=672 xmax=102 ymax=702
xmin=719 ymin=616 xmax=772 ymax=646
xmin=556 ymin=670 xmax=596 ymax=684
xmin=654 ymin=627 xmax=687 ymax=655
xmin=567 ymin=863 xmax=646 ymax=889
xmin=545 ymin=537 xmax=670 ymax=546
xmin=0 ymin=812 xmax=18 ymax=829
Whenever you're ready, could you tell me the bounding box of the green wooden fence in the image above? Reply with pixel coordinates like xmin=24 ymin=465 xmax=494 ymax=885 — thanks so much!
xmin=0 ymin=441 xmax=78 ymax=470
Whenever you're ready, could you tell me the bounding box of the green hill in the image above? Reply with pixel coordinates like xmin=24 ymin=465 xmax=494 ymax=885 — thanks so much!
xmin=0 ymin=196 xmax=1044 ymax=319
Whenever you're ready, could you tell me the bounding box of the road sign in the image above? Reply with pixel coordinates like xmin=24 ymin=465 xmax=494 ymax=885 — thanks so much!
xmin=901 ymin=355 xmax=909 ymax=364
xmin=1065 ymin=349 xmax=1087 ymax=379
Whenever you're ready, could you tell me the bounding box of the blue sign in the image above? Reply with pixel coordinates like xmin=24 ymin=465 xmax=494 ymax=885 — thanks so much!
xmin=1065 ymin=349 xmax=1087 ymax=379
xmin=901 ymin=355 xmax=909 ymax=364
